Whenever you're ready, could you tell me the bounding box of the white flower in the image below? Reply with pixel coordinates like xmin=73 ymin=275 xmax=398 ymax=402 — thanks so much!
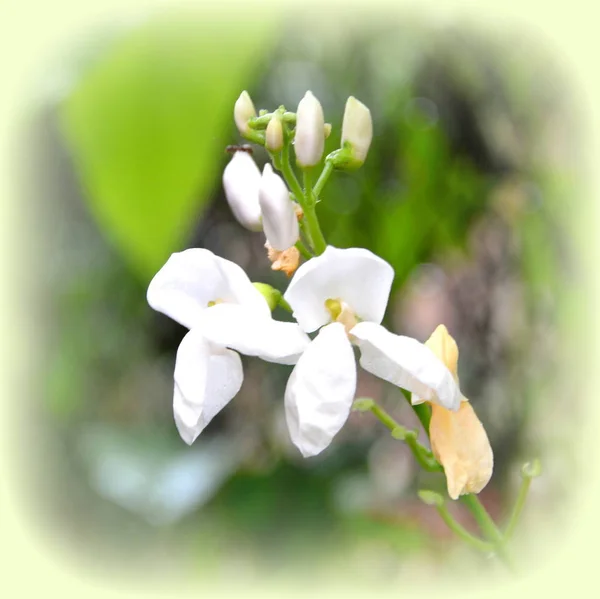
xmin=259 ymin=164 xmax=299 ymax=251
xmin=222 ymin=151 xmax=262 ymax=231
xmin=234 ymin=91 xmax=257 ymax=136
xmin=282 ymin=246 xmax=461 ymax=457
xmin=148 ymin=249 xmax=310 ymax=444
xmin=341 ymin=96 xmax=373 ymax=167
xmin=295 ymin=91 xmax=325 ymax=167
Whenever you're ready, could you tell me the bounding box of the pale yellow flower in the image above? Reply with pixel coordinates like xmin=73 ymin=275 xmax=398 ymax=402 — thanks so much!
xmin=423 ymin=325 xmax=494 ymax=500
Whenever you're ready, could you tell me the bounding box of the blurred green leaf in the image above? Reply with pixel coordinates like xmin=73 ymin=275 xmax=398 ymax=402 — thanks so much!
xmin=61 ymin=14 xmax=274 ymax=279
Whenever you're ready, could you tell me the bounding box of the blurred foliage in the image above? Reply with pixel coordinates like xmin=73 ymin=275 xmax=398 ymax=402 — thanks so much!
xmin=61 ymin=15 xmax=275 ymax=279
xmin=32 ymin=10 xmax=576 ymax=579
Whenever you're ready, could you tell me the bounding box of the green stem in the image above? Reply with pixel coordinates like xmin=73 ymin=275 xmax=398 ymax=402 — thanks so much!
xmin=400 ymin=388 xmax=431 ymax=433
xmin=302 ymin=170 xmax=327 ymax=255
xmin=367 ymin=402 xmax=441 ymax=473
xmin=503 ymin=476 xmax=532 ymax=542
xmin=313 ymin=159 xmax=334 ymax=199
xmin=460 ymin=495 xmax=503 ymax=544
xmin=278 ymin=144 xmax=305 ymax=205
xmin=295 ymin=239 xmax=312 ymax=259
xmin=249 ymin=112 xmax=296 ymax=129
xmin=461 ymin=494 xmax=514 ymax=570
xmin=435 ymin=504 xmax=495 ymax=553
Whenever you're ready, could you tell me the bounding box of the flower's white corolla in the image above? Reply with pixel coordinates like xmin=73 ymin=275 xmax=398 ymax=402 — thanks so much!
xmin=280 ymin=246 xmax=461 ymax=456
xmin=350 ymin=322 xmax=461 ymax=411
xmin=173 ymin=329 xmax=243 ymax=444
xmin=259 ymin=164 xmax=299 ymax=251
xmin=295 ymin=91 xmax=325 ymax=167
xmin=234 ymin=91 xmax=257 ymax=135
xmin=147 ymin=248 xmax=269 ymax=329
xmin=222 ymin=151 xmax=262 ymax=231
xmin=147 ymin=248 xmax=309 ymax=445
xmin=341 ymin=96 xmax=373 ymax=166
xmin=284 ymin=246 xmax=394 ymax=333
xmin=285 ymin=323 xmax=356 ymax=457
xmin=198 ymin=303 xmax=309 ymax=366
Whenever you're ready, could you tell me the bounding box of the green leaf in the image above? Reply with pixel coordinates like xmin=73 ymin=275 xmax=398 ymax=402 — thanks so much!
xmin=60 ymin=14 xmax=274 ymax=279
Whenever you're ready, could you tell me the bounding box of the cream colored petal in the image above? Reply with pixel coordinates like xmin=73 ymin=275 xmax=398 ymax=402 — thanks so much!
xmin=429 ymin=401 xmax=493 ymax=500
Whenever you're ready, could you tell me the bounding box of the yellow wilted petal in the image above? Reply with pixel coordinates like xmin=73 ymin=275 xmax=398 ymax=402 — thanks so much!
xmin=424 ymin=324 xmax=459 ymax=378
xmin=430 ymin=401 xmax=493 ymax=500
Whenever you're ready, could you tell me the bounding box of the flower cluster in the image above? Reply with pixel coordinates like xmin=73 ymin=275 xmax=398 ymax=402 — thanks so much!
xmin=147 ymin=90 xmax=493 ymax=502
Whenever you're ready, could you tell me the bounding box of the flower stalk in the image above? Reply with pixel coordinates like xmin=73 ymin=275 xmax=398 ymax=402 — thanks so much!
xmin=161 ymin=89 xmax=541 ymax=571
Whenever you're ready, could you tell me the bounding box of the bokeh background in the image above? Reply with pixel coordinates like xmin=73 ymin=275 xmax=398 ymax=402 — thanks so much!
xmin=25 ymin=8 xmax=581 ymax=585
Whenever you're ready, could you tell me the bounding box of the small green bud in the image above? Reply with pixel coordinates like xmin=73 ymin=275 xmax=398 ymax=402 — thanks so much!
xmin=265 ymin=115 xmax=284 ymax=152
xmin=352 ymin=397 xmax=375 ymax=412
xmin=418 ymin=489 xmax=445 ymax=507
xmin=391 ymin=427 xmax=407 ymax=440
xmin=521 ymin=459 xmax=542 ymax=479
xmin=253 ymin=282 xmax=282 ymax=312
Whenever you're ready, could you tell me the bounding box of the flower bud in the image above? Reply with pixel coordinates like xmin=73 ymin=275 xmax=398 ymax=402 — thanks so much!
xmin=222 ymin=151 xmax=262 ymax=231
xmin=253 ymin=282 xmax=283 ymax=312
xmin=295 ymin=91 xmax=325 ymax=167
xmin=234 ymin=91 xmax=257 ymax=136
xmin=259 ymin=164 xmax=299 ymax=250
xmin=265 ymin=115 xmax=284 ymax=152
xmin=341 ymin=96 xmax=373 ymax=168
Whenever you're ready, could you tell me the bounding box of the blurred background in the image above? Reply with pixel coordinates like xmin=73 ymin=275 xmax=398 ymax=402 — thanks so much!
xmin=26 ymin=8 xmax=581 ymax=585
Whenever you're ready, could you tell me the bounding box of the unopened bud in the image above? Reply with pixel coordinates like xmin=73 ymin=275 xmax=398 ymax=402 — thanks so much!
xmin=234 ymin=91 xmax=257 ymax=135
xmin=265 ymin=115 xmax=284 ymax=152
xmin=222 ymin=151 xmax=262 ymax=231
xmin=259 ymin=164 xmax=299 ymax=250
xmin=253 ymin=282 xmax=282 ymax=312
xmin=418 ymin=489 xmax=444 ymax=507
xmin=340 ymin=96 xmax=373 ymax=168
xmin=521 ymin=459 xmax=542 ymax=479
xmin=324 ymin=123 xmax=332 ymax=138
xmin=295 ymin=91 xmax=325 ymax=167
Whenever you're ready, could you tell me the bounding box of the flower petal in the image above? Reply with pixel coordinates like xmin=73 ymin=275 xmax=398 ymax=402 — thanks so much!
xmin=351 ymin=322 xmax=461 ymax=411
xmin=284 ymin=323 xmax=357 ymax=457
xmin=259 ymin=164 xmax=299 ymax=251
xmin=429 ymin=401 xmax=494 ymax=500
xmin=199 ymin=303 xmax=310 ymax=365
xmin=283 ymin=246 xmax=394 ymax=333
xmin=222 ymin=151 xmax=262 ymax=231
xmin=173 ymin=328 xmax=243 ymax=444
xmin=147 ymin=248 xmax=269 ymax=329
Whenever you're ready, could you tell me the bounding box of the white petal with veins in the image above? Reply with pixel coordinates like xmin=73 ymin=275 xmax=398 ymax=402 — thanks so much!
xmin=173 ymin=328 xmax=243 ymax=444
xmin=147 ymin=248 xmax=269 ymax=329
xmin=199 ymin=303 xmax=310 ymax=365
xmin=284 ymin=246 xmax=394 ymax=333
xmin=222 ymin=151 xmax=262 ymax=231
xmin=351 ymin=322 xmax=461 ymax=411
xmin=285 ymin=323 xmax=357 ymax=457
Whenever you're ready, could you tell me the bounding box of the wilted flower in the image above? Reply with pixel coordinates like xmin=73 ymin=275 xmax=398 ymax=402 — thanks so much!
xmin=418 ymin=325 xmax=494 ymax=499
xmin=147 ymin=249 xmax=309 ymax=444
